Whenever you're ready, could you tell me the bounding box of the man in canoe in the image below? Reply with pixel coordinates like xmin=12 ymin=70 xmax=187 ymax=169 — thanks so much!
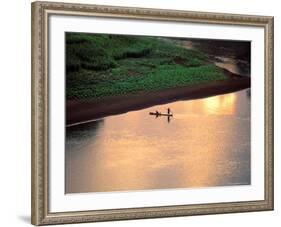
xmin=167 ymin=108 xmax=171 ymax=115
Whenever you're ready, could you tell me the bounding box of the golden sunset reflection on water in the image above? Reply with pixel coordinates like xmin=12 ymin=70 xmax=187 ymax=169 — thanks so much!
xmin=66 ymin=90 xmax=250 ymax=193
xmin=202 ymin=93 xmax=236 ymax=114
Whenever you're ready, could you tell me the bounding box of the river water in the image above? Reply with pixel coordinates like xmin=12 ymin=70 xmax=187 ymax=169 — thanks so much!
xmin=65 ymin=39 xmax=251 ymax=194
xmin=66 ymin=89 xmax=250 ymax=193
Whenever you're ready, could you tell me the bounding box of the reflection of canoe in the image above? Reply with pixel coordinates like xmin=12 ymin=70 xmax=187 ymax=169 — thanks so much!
xmin=149 ymin=112 xmax=173 ymax=117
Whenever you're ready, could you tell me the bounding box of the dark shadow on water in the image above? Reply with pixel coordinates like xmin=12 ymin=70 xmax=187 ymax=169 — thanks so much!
xmin=17 ymin=215 xmax=30 ymax=224
xmin=65 ymin=119 xmax=105 ymax=192
xmin=66 ymin=119 xmax=104 ymax=142
xmin=246 ymin=89 xmax=251 ymax=98
xmin=167 ymin=116 xmax=171 ymax=123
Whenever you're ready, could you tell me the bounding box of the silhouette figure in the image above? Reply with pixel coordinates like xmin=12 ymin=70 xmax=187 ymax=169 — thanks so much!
xmin=167 ymin=108 xmax=170 ymax=115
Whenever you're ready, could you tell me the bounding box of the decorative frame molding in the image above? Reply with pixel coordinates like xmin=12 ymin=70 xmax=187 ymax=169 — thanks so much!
xmin=31 ymin=1 xmax=274 ymax=225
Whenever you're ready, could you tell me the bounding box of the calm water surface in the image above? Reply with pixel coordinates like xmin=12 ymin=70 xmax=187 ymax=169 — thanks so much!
xmin=66 ymin=89 xmax=250 ymax=193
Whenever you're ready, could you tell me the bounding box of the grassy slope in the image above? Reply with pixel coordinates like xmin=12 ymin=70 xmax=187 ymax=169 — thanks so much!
xmin=66 ymin=33 xmax=226 ymax=99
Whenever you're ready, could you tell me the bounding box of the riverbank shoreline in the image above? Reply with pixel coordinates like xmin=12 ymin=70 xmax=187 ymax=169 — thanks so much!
xmin=66 ymin=69 xmax=250 ymax=126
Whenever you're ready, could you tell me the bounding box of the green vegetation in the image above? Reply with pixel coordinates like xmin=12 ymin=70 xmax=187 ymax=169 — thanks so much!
xmin=66 ymin=33 xmax=226 ymax=99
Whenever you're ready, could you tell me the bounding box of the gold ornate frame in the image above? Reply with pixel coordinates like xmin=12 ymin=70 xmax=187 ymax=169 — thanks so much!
xmin=31 ymin=1 xmax=274 ymax=225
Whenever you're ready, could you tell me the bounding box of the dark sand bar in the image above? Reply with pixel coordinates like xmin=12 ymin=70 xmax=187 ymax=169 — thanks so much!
xmin=66 ymin=69 xmax=250 ymax=126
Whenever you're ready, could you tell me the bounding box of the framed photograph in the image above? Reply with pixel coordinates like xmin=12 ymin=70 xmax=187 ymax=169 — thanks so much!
xmin=31 ymin=1 xmax=274 ymax=225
